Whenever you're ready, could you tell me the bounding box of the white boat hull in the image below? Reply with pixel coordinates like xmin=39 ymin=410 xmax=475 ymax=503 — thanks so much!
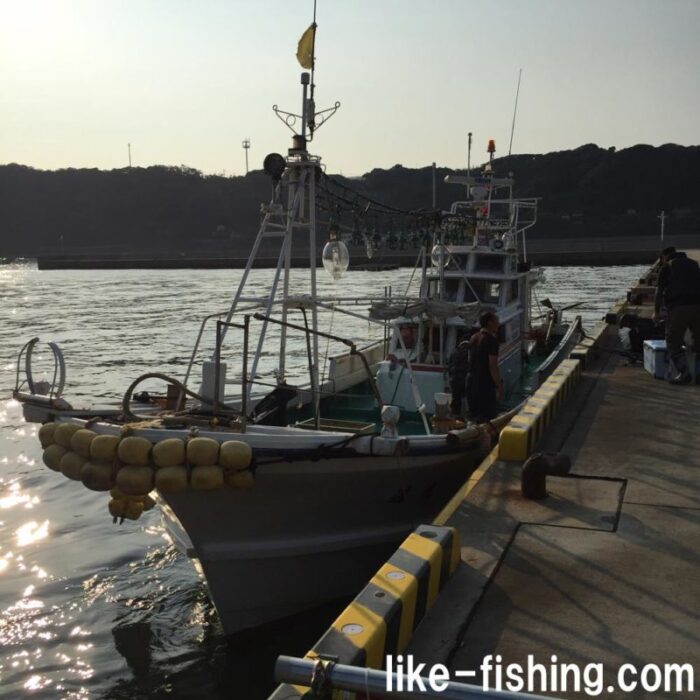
xmin=158 ymin=448 xmax=486 ymax=636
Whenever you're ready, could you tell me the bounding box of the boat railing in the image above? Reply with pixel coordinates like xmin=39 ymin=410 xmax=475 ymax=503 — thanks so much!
xmin=252 ymin=311 xmax=385 ymax=429
xmin=213 ymin=317 xmax=250 ymax=430
xmin=13 ymin=337 xmax=66 ymax=401
xmin=449 ymin=197 xmax=538 ymax=215
xmin=181 ymin=311 xmax=229 ymax=397
xmin=273 ymin=655 xmax=556 ymax=700
xmin=181 ymin=293 xmax=411 ymax=411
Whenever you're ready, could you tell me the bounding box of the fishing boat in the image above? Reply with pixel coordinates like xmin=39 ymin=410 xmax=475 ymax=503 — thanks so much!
xmin=373 ymin=137 xmax=579 ymax=417
xmin=12 ymin=33 xmax=580 ymax=637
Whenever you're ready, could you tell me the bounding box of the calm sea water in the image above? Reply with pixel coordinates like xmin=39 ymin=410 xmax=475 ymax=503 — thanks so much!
xmin=0 ymin=262 xmax=645 ymax=699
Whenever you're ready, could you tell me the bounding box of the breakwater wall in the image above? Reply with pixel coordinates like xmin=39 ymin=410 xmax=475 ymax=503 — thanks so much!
xmin=34 ymin=234 xmax=700 ymax=270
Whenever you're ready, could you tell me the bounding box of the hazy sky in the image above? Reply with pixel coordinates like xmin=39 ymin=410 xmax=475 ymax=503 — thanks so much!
xmin=1 ymin=0 xmax=698 ymax=176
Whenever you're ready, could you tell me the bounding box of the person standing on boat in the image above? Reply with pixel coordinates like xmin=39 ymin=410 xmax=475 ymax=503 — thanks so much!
xmin=448 ymin=332 xmax=471 ymax=416
xmin=653 ymin=247 xmax=700 ymax=385
xmin=466 ymin=311 xmax=504 ymax=420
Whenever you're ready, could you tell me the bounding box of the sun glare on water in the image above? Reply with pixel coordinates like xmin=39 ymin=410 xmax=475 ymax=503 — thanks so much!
xmin=15 ymin=520 xmax=50 ymax=547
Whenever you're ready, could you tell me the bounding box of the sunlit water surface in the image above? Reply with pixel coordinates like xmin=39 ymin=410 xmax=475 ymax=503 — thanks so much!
xmin=0 ymin=262 xmax=645 ymax=699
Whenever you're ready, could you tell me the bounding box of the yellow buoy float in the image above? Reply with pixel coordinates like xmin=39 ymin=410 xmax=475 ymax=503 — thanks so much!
xmin=43 ymin=443 xmax=67 ymax=471
xmin=225 ymin=469 xmax=255 ymax=489
xmin=54 ymin=422 xmax=82 ymax=449
xmin=38 ymin=427 xmax=256 ymax=503
xmin=117 ymin=436 xmax=152 ymax=466
xmin=153 ymin=438 xmax=185 ymax=468
xmin=219 ymin=440 xmax=253 ymax=471
xmin=39 ymin=422 xmax=56 ymax=448
xmin=71 ymin=429 xmax=97 ymax=458
xmin=60 ymin=451 xmax=87 ymax=481
xmin=109 ymin=498 xmax=144 ymax=521
xmin=187 ymin=437 xmax=220 ymax=466
xmin=191 ymin=465 xmax=224 ymax=490
xmin=155 ymin=465 xmax=189 ymax=493
xmin=90 ymin=434 xmax=120 ymax=462
xmin=116 ymin=465 xmax=155 ymax=496
xmin=81 ymin=461 xmax=114 ymax=491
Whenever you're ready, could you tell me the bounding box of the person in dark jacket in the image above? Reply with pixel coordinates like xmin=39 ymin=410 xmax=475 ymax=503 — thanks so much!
xmin=447 ymin=333 xmax=470 ymax=416
xmin=653 ymin=247 xmax=700 ymax=384
xmin=466 ymin=311 xmax=503 ymax=420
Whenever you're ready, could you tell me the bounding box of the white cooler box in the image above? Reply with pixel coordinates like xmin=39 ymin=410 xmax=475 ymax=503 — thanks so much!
xmin=643 ymin=339 xmax=699 ymax=379
xmin=643 ymin=339 xmax=669 ymax=379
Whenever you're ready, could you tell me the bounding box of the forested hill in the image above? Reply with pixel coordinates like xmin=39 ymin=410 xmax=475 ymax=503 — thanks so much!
xmin=1 ymin=143 xmax=699 ymax=256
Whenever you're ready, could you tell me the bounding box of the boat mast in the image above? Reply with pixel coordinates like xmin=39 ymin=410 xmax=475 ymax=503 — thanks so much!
xmin=278 ymin=73 xmax=311 ymax=384
xmin=213 ymin=11 xmax=338 ymax=420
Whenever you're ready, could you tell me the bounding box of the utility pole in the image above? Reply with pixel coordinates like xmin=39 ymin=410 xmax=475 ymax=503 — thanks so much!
xmin=467 ymin=132 xmax=472 ymax=178
xmin=658 ymin=210 xmax=666 ymax=241
xmin=242 ymin=138 xmax=251 ymax=174
xmin=128 ymin=143 xmax=132 ymax=168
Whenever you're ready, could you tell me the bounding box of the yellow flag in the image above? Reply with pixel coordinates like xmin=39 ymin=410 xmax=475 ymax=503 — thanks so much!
xmin=296 ymin=23 xmax=316 ymax=69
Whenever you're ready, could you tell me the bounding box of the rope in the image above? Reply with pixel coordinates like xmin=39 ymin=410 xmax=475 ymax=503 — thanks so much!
xmin=320 ymin=302 xmax=336 ymax=389
xmin=121 ymin=372 xmax=235 ymax=422
xmin=402 ymin=250 xmax=424 ymax=307
xmin=388 ymin=365 xmax=405 ymax=406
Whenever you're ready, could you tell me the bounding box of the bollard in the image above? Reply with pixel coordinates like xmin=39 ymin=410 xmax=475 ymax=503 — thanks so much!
xmin=521 ymin=452 xmax=572 ymax=500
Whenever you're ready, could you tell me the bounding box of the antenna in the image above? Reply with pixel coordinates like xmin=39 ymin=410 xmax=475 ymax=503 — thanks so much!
xmin=308 ymin=0 xmax=318 ymax=137
xmin=127 ymin=142 xmax=132 ymax=168
xmin=508 ymin=69 xmax=522 ymax=156
xmin=242 ymin=138 xmax=251 ymax=174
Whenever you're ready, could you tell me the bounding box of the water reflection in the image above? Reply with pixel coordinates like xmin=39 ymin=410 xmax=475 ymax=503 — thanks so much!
xmin=1 ymin=484 xmax=40 ymax=510
xmin=16 ymin=520 xmax=49 ymax=547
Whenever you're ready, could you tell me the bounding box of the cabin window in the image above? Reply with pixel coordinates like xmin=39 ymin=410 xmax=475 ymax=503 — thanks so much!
xmin=427 ymin=278 xmax=460 ymax=301
xmin=485 ymin=282 xmax=501 ymax=304
xmin=463 ymin=280 xmax=501 ymax=304
xmin=474 ymin=254 xmax=505 ymax=273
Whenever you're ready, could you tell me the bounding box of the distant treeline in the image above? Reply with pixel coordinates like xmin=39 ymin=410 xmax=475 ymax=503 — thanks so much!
xmin=1 ymin=143 xmax=699 ymax=256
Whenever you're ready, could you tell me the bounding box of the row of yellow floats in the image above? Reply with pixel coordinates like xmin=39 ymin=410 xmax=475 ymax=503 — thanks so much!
xmin=39 ymin=422 xmax=254 ymax=522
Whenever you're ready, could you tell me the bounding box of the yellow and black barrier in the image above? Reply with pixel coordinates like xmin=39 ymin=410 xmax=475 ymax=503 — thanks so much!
xmin=270 ymin=524 xmax=460 ymax=699
xmin=498 ymin=358 xmax=583 ymax=462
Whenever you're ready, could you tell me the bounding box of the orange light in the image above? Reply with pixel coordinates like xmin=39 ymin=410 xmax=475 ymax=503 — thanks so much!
xmin=487 ymin=139 xmax=496 ymax=153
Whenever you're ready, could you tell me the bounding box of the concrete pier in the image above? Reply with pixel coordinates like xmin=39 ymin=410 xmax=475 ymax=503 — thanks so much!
xmin=404 ymin=257 xmax=700 ymax=697
xmin=269 ymin=254 xmax=699 ymax=699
